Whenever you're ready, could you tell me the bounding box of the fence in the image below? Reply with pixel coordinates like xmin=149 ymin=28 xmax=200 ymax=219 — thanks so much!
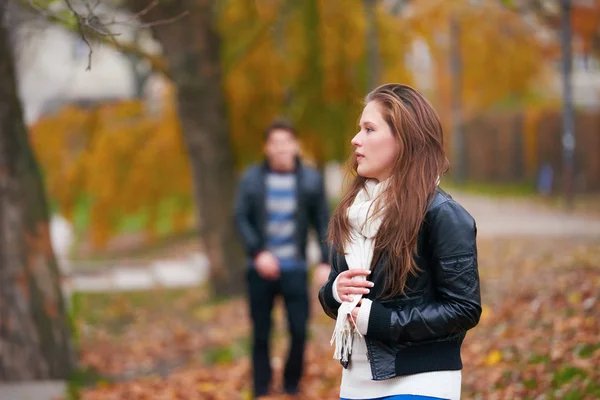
xmin=461 ymin=108 xmax=600 ymax=193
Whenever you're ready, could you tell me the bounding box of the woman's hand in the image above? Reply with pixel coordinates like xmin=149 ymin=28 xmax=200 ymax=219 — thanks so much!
xmin=335 ymin=269 xmax=373 ymax=302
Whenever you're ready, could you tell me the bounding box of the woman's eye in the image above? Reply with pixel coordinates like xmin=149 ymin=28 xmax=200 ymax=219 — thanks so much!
xmin=365 ymin=127 xmax=373 ymax=133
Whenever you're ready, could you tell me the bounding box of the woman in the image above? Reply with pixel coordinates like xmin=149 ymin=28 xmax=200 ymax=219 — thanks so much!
xmin=319 ymin=83 xmax=481 ymax=400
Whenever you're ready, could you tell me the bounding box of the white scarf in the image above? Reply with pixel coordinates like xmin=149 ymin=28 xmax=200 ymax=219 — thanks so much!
xmin=330 ymin=178 xmax=388 ymax=362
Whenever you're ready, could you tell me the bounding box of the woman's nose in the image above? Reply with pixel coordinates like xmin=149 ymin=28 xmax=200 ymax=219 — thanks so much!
xmin=351 ymin=132 xmax=362 ymax=147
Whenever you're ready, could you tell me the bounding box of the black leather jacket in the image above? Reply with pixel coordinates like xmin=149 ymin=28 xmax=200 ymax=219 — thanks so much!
xmin=319 ymin=188 xmax=481 ymax=380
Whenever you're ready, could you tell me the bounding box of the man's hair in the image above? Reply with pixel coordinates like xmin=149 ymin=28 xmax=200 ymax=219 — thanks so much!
xmin=264 ymin=117 xmax=297 ymax=140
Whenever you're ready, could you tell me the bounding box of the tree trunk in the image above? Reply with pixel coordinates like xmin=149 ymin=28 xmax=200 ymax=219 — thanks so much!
xmin=449 ymin=14 xmax=466 ymax=183
xmin=0 ymin=7 xmax=74 ymax=380
xmin=128 ymin=0 xmax=245 ymax=296
xmin=363 ymin=0 xmax=380 ymax=91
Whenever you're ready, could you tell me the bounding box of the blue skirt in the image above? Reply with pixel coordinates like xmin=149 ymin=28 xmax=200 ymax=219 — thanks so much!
xmin=341 ymin=396 xmax=448 ymax=400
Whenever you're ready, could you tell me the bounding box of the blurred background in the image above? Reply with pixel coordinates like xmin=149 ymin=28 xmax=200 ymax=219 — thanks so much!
xmin=0 ymin=0 xmax=599 ymax=399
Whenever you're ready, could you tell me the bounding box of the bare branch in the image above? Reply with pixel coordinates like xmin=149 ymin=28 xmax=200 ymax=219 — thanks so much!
xmin=136 ymin=10 xmax=189 ymax=28
xmin=83 ymin=0 xmax=94 ymax=15
xmin=61 ymin=0 xmax=77 ymax=16
xmin=81 ymin=33 xmax=93 ymax=69
xmin=20 ymin=0 xmax=185 ymax=72
xmin=17 ymin=0 xmax=172 ymax=77
xmin=97 ymin=1 xmax=189 ymax=29
xmin=62 ymin=0 xmax=94 ymax=70
xmin=118 ymin=0 xmax=159 ymax=24
xmin=84 ymin=21 xmax=121 ymax=37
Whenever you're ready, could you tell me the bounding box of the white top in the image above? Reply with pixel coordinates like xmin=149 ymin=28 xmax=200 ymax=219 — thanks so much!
xmin=333 ymin=279 xmax=462 ymax=400
xmin=340 ymin=335 xmax=462 ymax=399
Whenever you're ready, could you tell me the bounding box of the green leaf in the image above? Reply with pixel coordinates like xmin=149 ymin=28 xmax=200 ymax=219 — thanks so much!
xmin=552 ymin=366 xmax=588 ymax=388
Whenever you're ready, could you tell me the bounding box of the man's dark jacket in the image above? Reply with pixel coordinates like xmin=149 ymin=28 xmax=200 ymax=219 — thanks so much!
xmin=234 ymin=159 xmax=330 ymax=265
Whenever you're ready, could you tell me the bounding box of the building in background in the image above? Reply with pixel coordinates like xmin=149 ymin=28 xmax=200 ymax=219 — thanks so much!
xmin=10 ymin=4 xmax=163 ymax=125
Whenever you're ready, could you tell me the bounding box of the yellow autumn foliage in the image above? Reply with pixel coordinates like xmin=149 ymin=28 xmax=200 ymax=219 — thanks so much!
xmin=30 ymin=84 xmax=194 ymax=248
xmin=220 ymin=0 xmax=414 ymax=164
xmin=405 ymin=0 xmax=552 ymax=126
xmin=485 ymin=349 xmax=503 ymax=366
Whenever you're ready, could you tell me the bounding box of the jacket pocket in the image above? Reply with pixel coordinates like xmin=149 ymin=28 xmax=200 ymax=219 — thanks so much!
xmin=439 ymin=253 xmax=477 ymax=291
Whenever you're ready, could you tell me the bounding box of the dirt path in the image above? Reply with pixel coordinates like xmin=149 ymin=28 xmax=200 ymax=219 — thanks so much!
xmin=451 ymin=192 xmax=600 ymax=238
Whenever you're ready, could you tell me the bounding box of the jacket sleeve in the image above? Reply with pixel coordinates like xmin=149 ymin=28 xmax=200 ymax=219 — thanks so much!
xmin=309 ymin=173 xmax=331 ymax=264
xmin=233 ymin=170 xmax=263 ymax=258
xmin=318 ymin=249 xmax=346 ymax=320
xmin=366 ymin=200 xmax=482 ymax=343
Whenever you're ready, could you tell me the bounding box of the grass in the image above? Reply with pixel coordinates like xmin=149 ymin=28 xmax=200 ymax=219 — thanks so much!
xmin=552 ymin=366 xmax=588 ymax=388
xmin=440 ymin=179 xmax=537 ymax=198
xmin=67 ymin=365 xmax=109 ymax=400
xmin=71 ymin=285 xmax=211 ymax=331
xmin=577 ymin=343 xmax=600 ymax=358
xmin=202 ymin=337 xmax=251 ymax=366
xmin=70 ymin=196 xmax=192 ymax=237
xmin=54 ymin=195 xmax=195 ymax=261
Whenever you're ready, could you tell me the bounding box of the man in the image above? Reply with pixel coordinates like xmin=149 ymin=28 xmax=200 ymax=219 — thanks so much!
xmin=234 ymin=118 xmax=330 ymax=398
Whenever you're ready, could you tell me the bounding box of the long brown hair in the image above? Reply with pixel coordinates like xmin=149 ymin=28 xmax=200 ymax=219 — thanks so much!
xmin=328 ymin=84 xmax=449 ymax=298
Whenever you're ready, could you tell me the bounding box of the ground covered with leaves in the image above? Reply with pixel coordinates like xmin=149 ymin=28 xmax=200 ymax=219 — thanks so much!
xmin=70 ymin=237 xmax=600 ymax=400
